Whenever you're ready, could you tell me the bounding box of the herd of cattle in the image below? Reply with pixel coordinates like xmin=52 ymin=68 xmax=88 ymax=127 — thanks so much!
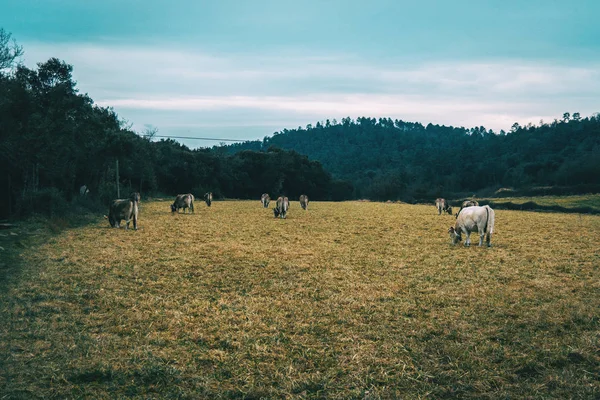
xmin=105 ymin=192 xmax=309 ymax=228
xmin=105 ymin=192 xmax=493 ymax=247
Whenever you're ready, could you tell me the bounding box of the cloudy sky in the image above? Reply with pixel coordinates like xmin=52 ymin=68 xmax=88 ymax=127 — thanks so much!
xmin=4 ymin=0 xmax=600 ymax=147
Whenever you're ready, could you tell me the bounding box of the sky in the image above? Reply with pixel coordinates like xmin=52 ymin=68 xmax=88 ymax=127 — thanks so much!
xmin=3 ymin=0 xmax=600 ymax=148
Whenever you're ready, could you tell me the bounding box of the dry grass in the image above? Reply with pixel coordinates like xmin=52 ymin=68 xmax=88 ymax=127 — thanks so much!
xmin=1 ymin=200 xmax=599 ymax=399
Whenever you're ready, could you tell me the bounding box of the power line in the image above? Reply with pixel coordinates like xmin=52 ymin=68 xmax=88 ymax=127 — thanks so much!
xmin=144 ymin=134 xmax=248 ymax=142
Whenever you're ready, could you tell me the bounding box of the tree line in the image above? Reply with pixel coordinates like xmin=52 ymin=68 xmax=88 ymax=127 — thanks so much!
xmin=0 ymin=30 xmax=351 ymax=219
xmin=2 ymin=29 xmax=598 ymax=218
xmin=222 ymin=114 xmax=600 ymax=202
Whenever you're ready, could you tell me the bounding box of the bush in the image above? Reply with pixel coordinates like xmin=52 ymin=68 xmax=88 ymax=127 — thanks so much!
xmin=18 ymin=188 xmax=69 ymax=217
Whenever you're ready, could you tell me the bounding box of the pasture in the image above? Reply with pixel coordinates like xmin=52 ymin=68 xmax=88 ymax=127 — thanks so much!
xmin=1 ymin=200 xmax=599 ymax=398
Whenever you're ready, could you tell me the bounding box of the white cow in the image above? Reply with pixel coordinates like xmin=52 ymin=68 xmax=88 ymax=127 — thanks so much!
xmin=261 ymin=193 xmax=270 ymax=208
xmin=435 ymin=198 xmax=451 ymax=215
xmin=204 ymin=192 xmax=213 ymax=207
xmin=171 ymin=193 xmax=194 ymax=214
xmin=448 ymin=205 xmax=495 ymax=247
xmin=273 ymin=196 xmax=289 ymax=219
xmin=299 ymin=194 xmax=309 ymax=210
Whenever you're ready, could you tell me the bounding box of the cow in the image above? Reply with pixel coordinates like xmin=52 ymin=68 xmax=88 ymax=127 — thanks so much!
xmin=105 ymin=192 xmax=140 ymax=230
xmin=299 ymin=194 xmax=309 ymax=210
xmin=462 ymin=200 xmax=479 ymax=208
xmin=455 ymin=200 xmax=480 ymax=218
xmin=261 ymin=193 xmax=270 ymax=208
xmin=204 ymin=192 xmax=213 ymax=207
xmin=435 ymin=198 xmax=452 ymax=215
xmin=171 ymin=193 xmax=194 ymax=214
xmin=448 ymin=205 xmax=495 ymax=247
xmin=273 ymin=196 xmax=289 ymax=219
xmin=79 ymin=184 xmax=89 ymax=196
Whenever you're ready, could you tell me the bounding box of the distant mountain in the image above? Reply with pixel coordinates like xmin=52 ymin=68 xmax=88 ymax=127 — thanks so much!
xmin=218 ymin=115 xmax=600 ymax=201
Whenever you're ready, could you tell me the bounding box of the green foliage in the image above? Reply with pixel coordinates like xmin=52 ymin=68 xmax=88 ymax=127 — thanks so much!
xmin=224 ymin=115 xmax=600 ymax=202
xmin=2 ymin=30 xmax=599 ymax=218
xmin=0 ymin=33 xmax=348 ymax=218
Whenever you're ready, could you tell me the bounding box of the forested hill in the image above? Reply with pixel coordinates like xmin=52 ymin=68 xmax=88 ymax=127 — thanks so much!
xmin=220 ymin=115 xmax=600 ymax=201
xmin=0 ymin=31 xmax=350 ymax=219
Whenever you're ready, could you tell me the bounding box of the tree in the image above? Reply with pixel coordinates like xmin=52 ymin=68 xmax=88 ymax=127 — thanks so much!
xmin=0 ymin=28 xmax=23 ymax=72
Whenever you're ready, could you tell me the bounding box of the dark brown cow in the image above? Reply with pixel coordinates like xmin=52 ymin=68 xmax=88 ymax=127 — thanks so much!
xmin=273 ymin=196 xmax=289 ymax=219
xmin=171 ymin=193 xmax=194 ymax=214
xmin=299 ymin=194 xmax=309 ymax=210
xmin=105 ymin=192 xmax=140 ymax=230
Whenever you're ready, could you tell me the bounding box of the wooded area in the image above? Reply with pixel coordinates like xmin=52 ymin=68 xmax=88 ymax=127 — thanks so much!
xmin=0 ymin=30 xmax=348 ymax=219
xmin=224 ymin=114 xmax=600 ymax=202
xmin=1 ymin=28 xmax=599 ymax=218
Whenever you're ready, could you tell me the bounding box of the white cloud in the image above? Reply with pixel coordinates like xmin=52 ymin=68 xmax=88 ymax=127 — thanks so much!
xmin=22 ymin=41 xmax=600 ymax=138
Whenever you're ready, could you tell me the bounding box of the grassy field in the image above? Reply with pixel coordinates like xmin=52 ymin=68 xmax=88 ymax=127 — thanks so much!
xmin=478 ymin=194 xmax=600 ymax=213
xmin=1 ymin=200 xmax=599 ymax=399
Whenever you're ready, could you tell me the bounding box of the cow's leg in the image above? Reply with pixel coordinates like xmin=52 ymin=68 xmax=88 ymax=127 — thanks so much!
xmin=132 ymin=213 xmax=137 ymax=230
xmin=486 ymin=233 xmax=492 ymax=247
xmin=464 ymin=231 xmax=471 ymax=246
xmin=125 ymin=219 xmax=130 ymax=230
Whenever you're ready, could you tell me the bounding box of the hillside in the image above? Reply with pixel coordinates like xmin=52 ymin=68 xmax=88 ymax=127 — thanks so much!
xmin=220 ymin=115 xmax=600 ymax=201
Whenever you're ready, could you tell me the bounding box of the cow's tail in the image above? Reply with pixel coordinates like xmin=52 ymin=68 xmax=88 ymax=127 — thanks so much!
xmin=484 ymin=205 xmax=495 ymax=236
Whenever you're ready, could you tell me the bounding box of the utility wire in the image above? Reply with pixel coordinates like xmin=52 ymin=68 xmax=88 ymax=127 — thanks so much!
xmin=144 ymin=134 xmax=248 ymax=142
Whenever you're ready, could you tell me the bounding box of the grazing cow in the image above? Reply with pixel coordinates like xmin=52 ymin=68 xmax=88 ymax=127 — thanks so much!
xmin=261 ymin=193 xmax=271 ymax=208
xmin=171 ymin=193 xmax=194 ymax=214
xmin=435 ymin=198 xmax=452 ymax=215
xmin=105 ymin=192 xmax=140 ymax=230
xmin=455 ymin=200 xmax=480 ymax=218
xmin=79 ymin=184 xmax=89 ymax=196
xmin=448 ymin=205 xmax=495 ymax=247
xmin=204 ymin=192 xmax=213 ymax=207
xmin=273 ymin=196 xmax=290 ymax=219
xmin=462 ymin=200 xmax=479 ymax=208
xmin=299 ymin=194 xmax=309 ymax=210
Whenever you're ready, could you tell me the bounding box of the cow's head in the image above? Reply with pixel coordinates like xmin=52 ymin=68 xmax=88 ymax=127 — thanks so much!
xmin=273 ymin=208 xmax=280 ymax=218
xmin=130 ymin=192 xmax=141 ymax=202
xmin=170 ymin=203 xmax=177 ymax=213
xmin=448 ymin=226 xmax=462 ymax=245
xmin=446 ymin=206 xmax=453 ymax=215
